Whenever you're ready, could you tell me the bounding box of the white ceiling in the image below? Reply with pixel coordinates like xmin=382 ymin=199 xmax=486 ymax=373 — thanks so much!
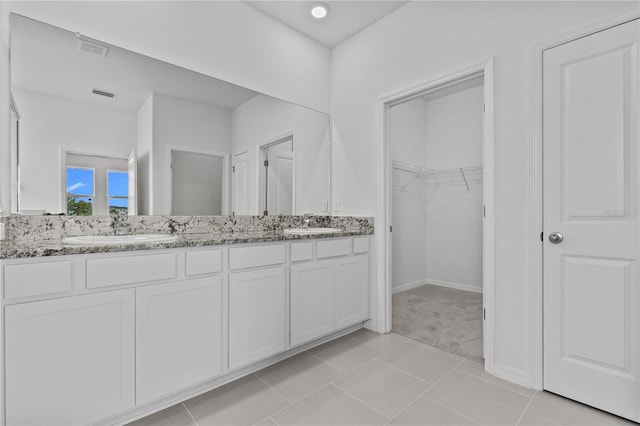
xmin=244 ymin=1 xmax=409 ymax=48
xmin=11 ymin=15 xmax=258 ymax=111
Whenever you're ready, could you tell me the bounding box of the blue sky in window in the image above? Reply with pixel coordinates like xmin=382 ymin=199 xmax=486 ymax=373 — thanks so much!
xmin=66 ymin=168 xmax=94 ymax=195
xmin=108 ymin=171 xmax=128 ymax=197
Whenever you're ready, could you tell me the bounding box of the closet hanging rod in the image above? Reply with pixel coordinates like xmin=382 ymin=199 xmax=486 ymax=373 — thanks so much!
xmin=391 ymin=160 xmax=482 ymax=175
xmin=400 ymin=166 xmax=424 ymax=192
xmin=460 ymin=168 xmax=470 ymax=192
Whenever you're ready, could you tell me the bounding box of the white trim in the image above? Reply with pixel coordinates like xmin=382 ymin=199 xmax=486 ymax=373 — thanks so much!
xmin=377 ymin=58 xmax=496 ymax=371
xmin=427 ymin=279 xmax=483 ymax=294
xmin=392 ymin=279 xmax=482 ymax=295
xmin=392 ymin=279 xmax=430 ymax=295
xmin=530 ymin=5 xmax=640 ymax=392
xmin=165 ymin=144 xmax=229 ymax=216
xmin=493 ymin=363 xmax=531 ymax=389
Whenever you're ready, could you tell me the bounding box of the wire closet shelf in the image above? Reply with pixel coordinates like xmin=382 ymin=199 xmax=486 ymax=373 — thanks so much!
xmin=391 ymin=159 xmax=483 ymax=192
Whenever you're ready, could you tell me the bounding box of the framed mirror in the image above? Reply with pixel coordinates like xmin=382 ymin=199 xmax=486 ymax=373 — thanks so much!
xmin=10 ymin=14 xmax=331 ymax=216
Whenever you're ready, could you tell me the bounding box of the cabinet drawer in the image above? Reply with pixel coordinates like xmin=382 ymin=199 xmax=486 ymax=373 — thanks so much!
xmin=86 ymin=253 xmax=177 ymax=288
xmin=291 ymin=242 xmax=313 ymax=262
xmin=316 ymin=238 xmax=351 ymax=258
xmin=186 ymin=249 xmax=222 ymax=276
xmin=353 ymin=236 xmax=370 ymax=254
xmin=4 ymin=261 xmax=72 ymax=299
xmin=229 ymin=244 xmax=285 ymax=270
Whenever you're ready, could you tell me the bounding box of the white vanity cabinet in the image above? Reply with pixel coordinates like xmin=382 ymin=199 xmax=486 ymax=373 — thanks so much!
xmin=136 ymin=276 xmax=223 ymax=404
xmin=290 ymin=237 xmax=370 ymax=347
xmin=1 ymin=235 xmax=370 ymax=425
xmin=290 ymin=260 xmax=334 ymax=346
xmin=334 ymin=254 xmax=369 ymax=328
xmin=4 ymin=289 xmax=136 ymax=426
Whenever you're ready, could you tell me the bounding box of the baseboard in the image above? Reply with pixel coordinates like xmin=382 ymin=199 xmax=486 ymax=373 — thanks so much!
xmin=492 ymin=362 xmax=533 ymax=389
xmin=427 ymin=279 xmax=483 ymax=293
xmin=393 ymin=278 xmax=483 ymax=294
xmin=392 ymin=279 xmax=429 ymax=294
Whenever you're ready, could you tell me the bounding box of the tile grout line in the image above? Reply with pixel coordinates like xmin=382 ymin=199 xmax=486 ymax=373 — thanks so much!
xmin=422 ymin=396 xmax=482 ymax=425
xmin=254 ymin=373 xmax=294 ymax=405
xmin=514 ymin=391 xmax=538 ymax=426
xmin=181 ymin=402 xmax=199 ymax=426
xmin=306 ymin=350 xmax=350 ymax=374
xmin=349 ymin=334 xmax=408 ymax=354
xmin=258 ymin=382 xmax=337 ymax=423
xmin=330 ymin=382 xmax=392 ymax=422
xmin=373 ymin=357 xmax=434 ymax=386
xmin=267 ymin=416 xmax=280 ymax=426
xmin=382 ymin=360 xmax=466 ymax=426
xmin=454 ymin=365 xmax=534 ymax=398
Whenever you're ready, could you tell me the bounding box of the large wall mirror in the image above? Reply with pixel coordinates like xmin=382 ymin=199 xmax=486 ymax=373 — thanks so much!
xmin=10 ymin=14 xmax=331 ymax=216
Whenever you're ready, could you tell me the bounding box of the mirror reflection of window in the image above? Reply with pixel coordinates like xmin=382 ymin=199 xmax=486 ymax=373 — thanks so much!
xmin=65 ymin=153 xmax=128 ymax=215
xmin=107 ymin=170 xmax=129 ymax=214
xmin=66 ymin=167 xmax=94 ymax=215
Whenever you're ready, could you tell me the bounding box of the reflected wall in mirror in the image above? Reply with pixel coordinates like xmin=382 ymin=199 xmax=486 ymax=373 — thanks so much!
xmin=10 ymin=14 xmax=331 ymax=216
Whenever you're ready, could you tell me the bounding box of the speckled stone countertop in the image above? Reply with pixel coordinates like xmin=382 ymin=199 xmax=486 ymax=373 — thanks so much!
xmin=0 ymin=215 xmax=374 ymax=259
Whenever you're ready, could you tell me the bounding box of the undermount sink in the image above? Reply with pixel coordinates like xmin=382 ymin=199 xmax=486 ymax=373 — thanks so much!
xmin=283 ymin=227 xmax=341 ymax=235
xmin=62 ymin=234 xmax=178 ymax=246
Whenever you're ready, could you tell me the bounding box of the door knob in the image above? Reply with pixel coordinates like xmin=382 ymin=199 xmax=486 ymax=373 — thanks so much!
xmin=548 ymin=232 xmax=564 ymax=244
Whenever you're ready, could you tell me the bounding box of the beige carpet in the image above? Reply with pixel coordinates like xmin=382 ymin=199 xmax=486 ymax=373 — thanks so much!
xmin=392 ymin=284 xmax=483 ymax=362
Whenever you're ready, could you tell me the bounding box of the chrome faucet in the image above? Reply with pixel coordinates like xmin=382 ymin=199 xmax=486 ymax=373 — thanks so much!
xmin=299 ymin=213 xmax=311 ymax=229
xmin=114 ymin=210 xmax=129 ymax=236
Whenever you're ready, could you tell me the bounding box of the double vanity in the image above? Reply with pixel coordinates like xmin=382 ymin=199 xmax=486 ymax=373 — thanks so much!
xmin=0 ymin=215 xmax=373 ymax=425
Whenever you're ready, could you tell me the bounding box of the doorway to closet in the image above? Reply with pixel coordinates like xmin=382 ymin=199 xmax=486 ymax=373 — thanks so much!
xmin=380 ymin=62 xmax=494 ymax=367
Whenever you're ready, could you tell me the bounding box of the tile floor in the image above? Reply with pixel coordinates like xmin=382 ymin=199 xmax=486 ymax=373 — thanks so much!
xmin=129 ymin=330 xmax=634 ymax=426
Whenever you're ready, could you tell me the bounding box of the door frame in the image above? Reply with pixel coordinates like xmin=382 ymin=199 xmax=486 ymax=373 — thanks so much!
xmin=377 ymin=58 xmax=496 ymax=373
xmin=530 ymin=6 xmax=640 ymax=390
xmin=165 ymin=144 xmax=229 ymax=215
xmin=231 ymin=150 xmax=249 ymax=216
xmin=256 ymin=131 xmax=296 ymax=216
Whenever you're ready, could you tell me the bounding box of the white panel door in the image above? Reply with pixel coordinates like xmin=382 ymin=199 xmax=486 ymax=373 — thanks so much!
xmin=291 ymin=260 xmax=334 ymax=346
xmin=543 ymin=19 xmax=639 ymax=421
xmin=232 ymin=151 xmax=249 ymax=215
xmin=268 ymin=152 xmax=294 ymax=215
xmin=334 ymin=255 xmax=369 ymax=328
xmin=5 ymin=290 xmax=135 ymax=425
xmin=229 ymin=266 xmax=286 ymax=370
xmin=136 ymin=277 xmax=223 ymax=403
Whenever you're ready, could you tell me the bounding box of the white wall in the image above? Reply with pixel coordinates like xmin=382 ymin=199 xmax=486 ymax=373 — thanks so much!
xmin=171 ymin=151 xmax=224 ymax=216
xmin=136 ymin=95 xmax=153 ymax=215
xmin=1 ymin=0 xmax=331 ymax=214
xmin=13 ymin=88 xmax=136 ymax=214
xmin=330 ymin=1 xmax=634 ymax=376
xmin=3 ymin=1 xmax=330 ymax=113
xmin=424 ymin=85 xmax=483 ymax=291
xmin=151 ymin=94 xmax=230 ymax=215
xmin=390 ymin=99 xmax=428 ymax=290
xmin=391 ymin=85 xmax=483 ymax=293
xmin=231 ymin=94 xmax=330 ymax=215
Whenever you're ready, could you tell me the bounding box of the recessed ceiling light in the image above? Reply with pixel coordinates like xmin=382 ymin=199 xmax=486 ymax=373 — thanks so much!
xmin=310 ymin=3 xmax=329 ymax=19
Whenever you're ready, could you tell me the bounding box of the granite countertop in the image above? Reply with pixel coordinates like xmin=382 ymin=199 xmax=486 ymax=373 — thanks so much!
xmin=0 ymin=228 xmax=373 ymax=259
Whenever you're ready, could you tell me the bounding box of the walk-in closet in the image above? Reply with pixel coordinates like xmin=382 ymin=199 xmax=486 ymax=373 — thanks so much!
xmin=390 ymin=76 xmax=484 ymax=361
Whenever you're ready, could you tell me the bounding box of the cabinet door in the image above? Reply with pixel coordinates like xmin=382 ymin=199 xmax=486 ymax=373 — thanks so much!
xmin=5 ymin=290 xmax=135 ymax=425
xmin=291 ymin=260 xmax=334 ymax=346
xmin=229 ymin=266 xmax=286 ymax=370
xmin=136 ymin=277 xmax=223 ymax=403
xmin=334 ymin=255 xmax=369 ymax=328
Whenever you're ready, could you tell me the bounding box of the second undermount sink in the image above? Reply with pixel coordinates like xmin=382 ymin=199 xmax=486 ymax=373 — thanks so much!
xmin=62 ymin=234 xmax=178 ymax=246
xmin=283 ymin=227 xmax=341 ymax=235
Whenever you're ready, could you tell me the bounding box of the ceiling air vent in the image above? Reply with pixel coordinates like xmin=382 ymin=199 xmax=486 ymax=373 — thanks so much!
xmin=92 ymin=89 xmax=116 ymax=98
xmin=77 ymin=35 xmax=109 ymax=57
